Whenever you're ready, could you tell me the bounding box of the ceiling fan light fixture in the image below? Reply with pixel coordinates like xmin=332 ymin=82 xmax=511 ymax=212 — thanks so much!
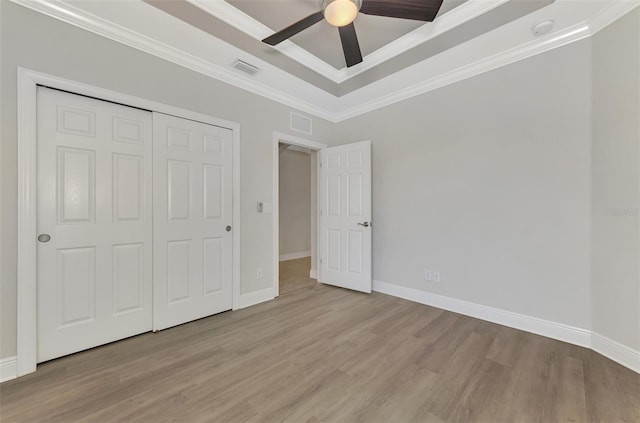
xmin=263 ymin=0 xmax=443 ymax=68
xmin=324 ymin=0 xmax=358 ymax=27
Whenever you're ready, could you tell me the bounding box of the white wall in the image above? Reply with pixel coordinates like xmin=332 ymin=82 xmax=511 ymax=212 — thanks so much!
xmin=591 ymin=9 xmax=640 ymax=350
xmin=0 ymin=2 xmax=333 ymax=359
xmin=279 ymin=148 xmax=311 ymax=258
xmin=334 ymin=40 xmax=593 ymax=330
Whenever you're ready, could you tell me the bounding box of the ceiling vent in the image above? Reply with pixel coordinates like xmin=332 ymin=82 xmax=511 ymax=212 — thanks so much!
xmin=290 ymin=112 xmax=313 ymax=135
xmin=231 ymin=59 xmax=260 ymax=76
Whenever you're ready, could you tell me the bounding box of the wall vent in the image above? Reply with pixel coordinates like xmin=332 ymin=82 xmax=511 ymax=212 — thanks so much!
xmin=290 ymin=112 xmax=313 ymax=135
xmin=231 ymin=59 xmax=260 ymax=76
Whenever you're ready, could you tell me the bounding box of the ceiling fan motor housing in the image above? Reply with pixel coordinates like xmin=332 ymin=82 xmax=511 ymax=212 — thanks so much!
xmin=322 ymin=0 xmax=362 ymax=27
xmin=321 ymin=0 xmax=363 ymax=12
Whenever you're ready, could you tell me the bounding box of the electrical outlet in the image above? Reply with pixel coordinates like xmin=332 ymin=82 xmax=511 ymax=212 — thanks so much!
xmin=424 ymin=269 xmax=433 ymax=281
xmin=256 ymin=267 xmax=264 ymax=279
xmin=434 ymin=272 xmax=441 ymax=282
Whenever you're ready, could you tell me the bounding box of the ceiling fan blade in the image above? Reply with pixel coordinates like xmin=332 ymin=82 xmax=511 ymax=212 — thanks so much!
xmin=360 ymin=0 xmax=444 ymax=21
xmin=338 ymin=23 xmax=363 ymax=68
xmin=262 ymin=11 xmax=325 ymax=46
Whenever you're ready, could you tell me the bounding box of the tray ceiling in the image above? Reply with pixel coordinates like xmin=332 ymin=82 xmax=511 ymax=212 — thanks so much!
xmin=13 ymin=0 xmax=635 ymax=121
xmin=226 ymin=0 xmax=466 ymax=70
xmin=146 ymin=0 xmax=554 ymax=95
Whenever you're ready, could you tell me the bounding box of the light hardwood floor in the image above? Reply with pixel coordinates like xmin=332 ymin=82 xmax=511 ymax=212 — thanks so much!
xmin=279 ymin=257 xmax=315 ymax=295
xmin=1 ymin=262 xmax=639 ymax=422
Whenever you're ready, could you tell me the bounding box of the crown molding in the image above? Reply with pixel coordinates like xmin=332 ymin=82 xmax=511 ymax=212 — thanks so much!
xmin=185 ymin=0 xmax=340 ymax=80
xmin=348 ymin=0 xmax=510 ymax=80
xmin=187 ymin=0 xmax=511 ymax=83
xmin=587 ymin=0 xmax=639 ymax=34
xmin=8 ymin=0 xmax=640 ymax=124
xmin=10 ymin=0 xmax=337 ymax=121
xmin=334 ymin=0 xmax=639 ymax=120
xmin=333 ymin=21 xmax=591 ymax=121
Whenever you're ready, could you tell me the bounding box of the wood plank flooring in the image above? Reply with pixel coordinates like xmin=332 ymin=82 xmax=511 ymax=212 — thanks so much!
xmin=279 ymin=257 xmax=315 ymax=295
xmin=1 ymin=261 xmax=638 ymax=422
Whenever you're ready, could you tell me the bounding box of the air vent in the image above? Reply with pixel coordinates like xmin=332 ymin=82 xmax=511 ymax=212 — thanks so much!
xmin=231 ymin=59 xmax=260 ymax=76
xmin=290 ymin=112 xmax=313 ymax=135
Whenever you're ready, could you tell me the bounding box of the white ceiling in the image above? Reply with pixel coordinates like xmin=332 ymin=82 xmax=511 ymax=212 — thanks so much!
xmin=13 ymin=0 xmax=640 ymax=121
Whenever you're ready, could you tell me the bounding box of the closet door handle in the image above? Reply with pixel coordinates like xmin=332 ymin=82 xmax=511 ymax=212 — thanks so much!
xmin=357 ymin=222 xmax=370 ymax=228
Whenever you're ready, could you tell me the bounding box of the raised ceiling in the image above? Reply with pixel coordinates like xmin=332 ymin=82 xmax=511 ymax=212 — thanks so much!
xmin=146 ymin=0 xmax=554 ymax=95
xmin=226 ymin=0 xmax=466 ymax=70
xmin=14 ymin=0 xmax=638 ymax=121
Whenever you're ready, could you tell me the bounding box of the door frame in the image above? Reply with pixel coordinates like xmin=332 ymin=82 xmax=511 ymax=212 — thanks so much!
xmin=16 ymin=68 xmax=241 ymax=377
xmin=272 ymin=131 xmax=326 ymax=297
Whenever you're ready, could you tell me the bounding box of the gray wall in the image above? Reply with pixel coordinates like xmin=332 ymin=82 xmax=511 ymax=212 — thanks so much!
xmin=279 ymin=148 xmax=311 ymax=257
xmin=0 ymin=2 xmax=334 ymax=359
xmin=591 ymin=9 xmax=640 ymax=350
xmin=335 ymin=40 xmax=593 ymax=330
xmin=2 ymin=1 xmax=638 ymax=362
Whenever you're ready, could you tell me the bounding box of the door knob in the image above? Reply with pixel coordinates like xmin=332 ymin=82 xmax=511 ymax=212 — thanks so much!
xmin=226 ymin=226 xmax=232 ymax=232
xmin=38 ymin=234 xmax=51 ymax=243
xmin=357 ymin=222 xmax=370 ymax=227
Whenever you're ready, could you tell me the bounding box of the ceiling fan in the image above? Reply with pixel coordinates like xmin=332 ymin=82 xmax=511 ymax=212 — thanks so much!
xmin=262 ymin=0 xmax=444 ymax=68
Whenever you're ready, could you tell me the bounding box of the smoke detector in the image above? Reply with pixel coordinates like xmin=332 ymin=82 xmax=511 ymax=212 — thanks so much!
xmin=532 ymin=20 xmax=554 ymax=37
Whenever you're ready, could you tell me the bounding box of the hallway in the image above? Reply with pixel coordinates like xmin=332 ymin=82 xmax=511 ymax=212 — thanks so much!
xmin=279 ymin=257 xmax=316 ymax=295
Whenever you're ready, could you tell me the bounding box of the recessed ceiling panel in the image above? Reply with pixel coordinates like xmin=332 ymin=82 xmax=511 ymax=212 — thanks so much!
xmin=228 ymin=0 xmax=437 ymax=69
xmin=146 ymin=0 xmax=555 ymax=95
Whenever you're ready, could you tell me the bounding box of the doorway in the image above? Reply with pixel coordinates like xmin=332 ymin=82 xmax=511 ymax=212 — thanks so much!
xmin=278 ymin=143 xmax=315 ymax=294
xmin=272 ymin=132 xmax=326 ymax=297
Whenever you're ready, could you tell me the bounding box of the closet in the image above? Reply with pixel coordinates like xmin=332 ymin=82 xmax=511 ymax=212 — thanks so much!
xmin=36 ymin=87 xmax=233 ymax=362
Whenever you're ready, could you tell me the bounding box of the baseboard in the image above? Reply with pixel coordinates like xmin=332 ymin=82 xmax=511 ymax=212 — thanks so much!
xmin=372 ymin=280 xmax=640 ymax=374
xmin=372 ymin=280 xmax=592 ymax=348
xmin=236 ymin=287 xmax=275 ymax=309
xmin=279 ymin=251 xmax=311 ymax=261
xmin=310 ymin=268 xmax=317 ymax=279
xmin=0 ymin=356 xmax=17 ymax=383
xmin=591 ymin=333 xmax=640 ymax=374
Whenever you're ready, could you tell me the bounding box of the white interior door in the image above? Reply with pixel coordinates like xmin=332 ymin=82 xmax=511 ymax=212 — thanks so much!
xmin=153 ymin=112 xmax=233 ymax=330
xmin=319 ymin=140 xmax=372 ymax=293
xmin=37 ymin=87 xmax=153 ymax=362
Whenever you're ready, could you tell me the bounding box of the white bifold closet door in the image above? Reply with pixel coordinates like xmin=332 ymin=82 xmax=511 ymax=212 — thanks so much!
xmin=37 ymin=87 xmax=153 ymax=362
xmin=37 ymin=89 xmax=234 ymax=362
xmin=152 ymin=113 xmax=233 ymax=331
